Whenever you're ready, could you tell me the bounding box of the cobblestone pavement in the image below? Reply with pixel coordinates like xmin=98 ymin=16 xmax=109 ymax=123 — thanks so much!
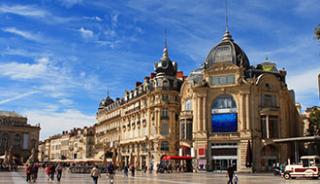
xmin=1 ymin=169 xmax=320 ymax=184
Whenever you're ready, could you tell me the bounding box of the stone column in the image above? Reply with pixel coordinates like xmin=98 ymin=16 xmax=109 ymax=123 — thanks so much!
xmin=197 ymin=96 xmax=201 ymax=132
xmin=192 ymin=96 xmax=198 ymax=133
xmin=240 ymin=94 xmax=246 ymax=131
xmin=245 ymin=94 xmax=250 ymax=130
xmin=202 ymin=97 xmax=206 ymax=132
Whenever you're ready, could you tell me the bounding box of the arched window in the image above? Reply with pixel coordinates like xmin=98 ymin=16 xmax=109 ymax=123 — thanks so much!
xmin=185 ymin=99 xmax=192 ymax=111
xmin=211 ymin=95 xmax=237 ymax=133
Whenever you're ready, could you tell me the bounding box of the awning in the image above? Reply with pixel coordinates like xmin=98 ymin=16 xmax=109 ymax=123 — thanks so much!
xmin=162 ymin=156 xmax=192 ymax=160
xmin=273 ymin=136 xmax=320 ymax=143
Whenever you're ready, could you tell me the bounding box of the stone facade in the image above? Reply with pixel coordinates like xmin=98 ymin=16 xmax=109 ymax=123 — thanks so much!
xmin=0 ymin=111 xmax=40 ymax=163
xmin=39 ymin=126 xmax=95 ymax=162
xmin=95 ymin=47 xmax=184 ymax=169
xmin=179 ymin=30 xmax=301 ymax=172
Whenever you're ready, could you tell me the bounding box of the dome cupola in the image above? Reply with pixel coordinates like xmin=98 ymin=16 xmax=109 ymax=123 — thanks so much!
xmin=154 ymin=46 xmax=177 ymax=77
xmin=205 ymin=30 xmax=250 ymax=69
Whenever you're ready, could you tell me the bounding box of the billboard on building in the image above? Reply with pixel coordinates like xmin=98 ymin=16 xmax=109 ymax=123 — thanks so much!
xmin=211 ymin=113 xmax=237 ymax=132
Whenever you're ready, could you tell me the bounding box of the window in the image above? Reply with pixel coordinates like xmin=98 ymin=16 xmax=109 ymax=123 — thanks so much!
xmin=186 ymin=121 xmax=193 ymax=140
xmin=180 ymin=122 xmax=185 ymax=139
xmin=162 ymin=95 xmax=169 ymax=102
xmin=261 ymin=116 xmax=267 ymax=138
xmin=269 ymin=116 xmax=279 ymax=138
xmin=160 ymin=109 xmax=169 ymax=120
xmin=213 ymin=45 xmax=232 ymax=63
xmin=210 ymin=75 xmax=235 ymax=86
xmin=261 ymin=116 xmax=279 ymax=139
xmin=261 ymin=94 xmax=277 ymax=107
xmin=160 ymin=141 xmax=169 ymax=151
xmin=212 ymin=95 xmax=236 ymax=109
xmin=185 ymin=99 xmax=192 ymax=111
xmin=180 ymin=120 xmax=193 ymax=140
xmin=160 ymin=120 xmax=169 ymax=136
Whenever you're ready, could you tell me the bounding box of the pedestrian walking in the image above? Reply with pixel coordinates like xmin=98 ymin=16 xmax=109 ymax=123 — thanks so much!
xmin=49 ymin=164 xmax=55 ymax=181
xmin=124 ymin=165 xmax=129 ymax=177
xmin=131 ymin=164 xmax=135 ymax=177
xmin=227 ymin=165 xmax=235 ymax=184
xmin=45 ymin=164 xmax=51 ymax=180
xmin=107 ymin=163 xmax=115 ymax=184
xmin=25 ymin=164 xmax=32 ymax=182
xmin=56 ymin=163 xmax=63 ymax=182
xmin=31 ymin=163 xmax=39 ymax=183
xmin=90 ymin=165 xmax=101 ymax=184
xmin=149 ymin=163 xmax=153 ymax=174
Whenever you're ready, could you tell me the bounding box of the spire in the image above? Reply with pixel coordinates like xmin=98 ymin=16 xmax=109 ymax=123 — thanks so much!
xmin=222 ymin=0 xmax=233 ymax=42
xmin=161 ymin=29 xmax=170 ymax=60
xmin=225 ymin=0 xmax=229 ymax=33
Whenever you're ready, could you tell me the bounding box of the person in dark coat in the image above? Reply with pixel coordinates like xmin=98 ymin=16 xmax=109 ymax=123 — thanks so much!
xmin=49 ymin=164 xmax=56 ymax=181
xmin=131 ymin=164 xmax=135 ymax=177
xmin=124 ymin=165 xmax=129 ymax=177
xmin=227 ymin=165 xmax=235 ymax=184
xmin=56 ymin=163 xmax=63 ymax=182
xmin=25 ymin=164 xmax=32 ymax=182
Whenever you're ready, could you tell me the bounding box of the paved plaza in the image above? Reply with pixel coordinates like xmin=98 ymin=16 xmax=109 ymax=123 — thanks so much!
xmin=1 ymin=169 xmax=320 ymax=184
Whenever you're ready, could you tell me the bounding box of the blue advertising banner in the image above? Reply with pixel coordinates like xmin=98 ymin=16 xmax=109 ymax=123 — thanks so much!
xmin=211 ymin=113 xmax=237 ymax=132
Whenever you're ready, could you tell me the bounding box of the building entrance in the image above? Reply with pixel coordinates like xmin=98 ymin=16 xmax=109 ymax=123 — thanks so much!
xmin=211 ymin=143 xmax=238 ymax=171
xmin=213 ymin=159 xmax=237 ymax=171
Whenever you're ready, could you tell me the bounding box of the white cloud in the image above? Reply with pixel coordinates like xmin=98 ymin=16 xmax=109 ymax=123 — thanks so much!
xmin=0 ymin=90 xmax=39 ymax=105
xmin=0 ymin=4 xmax=77 ymax=24
xmin=0 ymin=4 xmax=47 ymax=17
xmin=0 ymin=57 xmax=49 ymax=79
xmin=24 ymin=109 xmax=95 ymax=139
xmin=3 ymin=27 xmax=43 ymax=41
xmin=287 ymin=67 xmax=320 ymax=95
xmin=95 ymin=16 xmax=102 ymax=21
xmin=79 ymin=27 xmax=94 ymax=38
xmin=57 ymin=0 xmax=83 ymax=8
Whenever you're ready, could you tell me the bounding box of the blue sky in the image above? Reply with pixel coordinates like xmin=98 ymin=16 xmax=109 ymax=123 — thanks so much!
xmin=0 ymin=0 xmax=319 ymax=139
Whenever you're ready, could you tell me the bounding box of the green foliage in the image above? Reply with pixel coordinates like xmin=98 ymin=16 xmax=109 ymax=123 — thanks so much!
xmin=307 ymin=108 xmax=320 ymax=136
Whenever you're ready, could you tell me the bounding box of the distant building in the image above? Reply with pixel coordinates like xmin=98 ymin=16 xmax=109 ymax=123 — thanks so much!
xmin=39 ymin=126 xmax=95 ymax=162
xmin=0 ymin=110 xmax=40 ymax=163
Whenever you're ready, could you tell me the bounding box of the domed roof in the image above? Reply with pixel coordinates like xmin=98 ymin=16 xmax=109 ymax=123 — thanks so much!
xmin=154 ymin=47 xmax=177 ymax=76
xmin=205 ymin=31 xmax=250 ymax=69
xmin=99 ymin=96 xmax=114 ymax=109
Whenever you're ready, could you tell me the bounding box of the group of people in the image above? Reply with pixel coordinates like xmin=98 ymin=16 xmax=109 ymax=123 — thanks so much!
xmin=45 ymin=163 xmax=63 ymax=182
xmin=25 ymin=163 xmax=39 ymax=183
xmin=25 ymin=163 xmax=64 ymax=183
xmin=90 ymin=163 xmax=138 ymax=184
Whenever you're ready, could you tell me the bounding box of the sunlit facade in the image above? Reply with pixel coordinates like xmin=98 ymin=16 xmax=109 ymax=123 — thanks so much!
xmin=179 ymin=30 xmax=301 ymax=172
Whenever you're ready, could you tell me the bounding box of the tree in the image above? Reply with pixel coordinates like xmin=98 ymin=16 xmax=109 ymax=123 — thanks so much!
xmin=307 ymin=107 xmax=320 ymax=136
xmin=315 ymin=25 xmax=320 ymax=40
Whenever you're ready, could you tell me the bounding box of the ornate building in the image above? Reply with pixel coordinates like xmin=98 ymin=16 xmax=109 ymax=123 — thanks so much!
xmin=179 ymin=30 xmax=300 ymax=172
xmin=96 ymin=46 xmax=184 ymax=169
xmin=0 ymin=111 xmax=40 ymax=163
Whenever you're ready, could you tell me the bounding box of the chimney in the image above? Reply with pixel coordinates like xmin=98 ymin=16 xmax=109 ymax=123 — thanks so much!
xmin=150 ymin=73 xmax=156 ymax=79
xmin=136 ymin=82 xmax=142 ymax=87
xmin=176 ymin=71 xmax=184 ymax=79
